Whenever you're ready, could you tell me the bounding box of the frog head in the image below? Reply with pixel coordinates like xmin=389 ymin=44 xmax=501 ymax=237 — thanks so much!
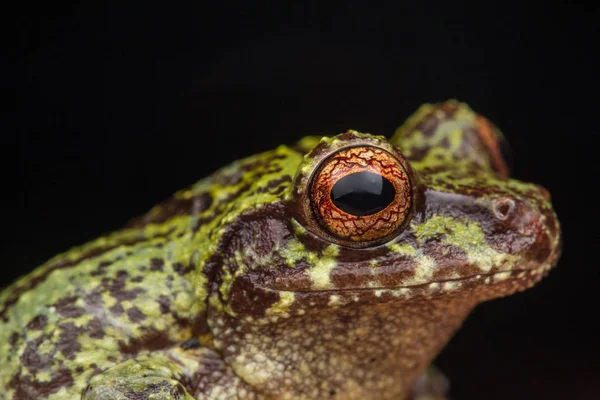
xmin=194 ymin=100 xmax=561 ymax=397
xmin=202 ymin=101 xmax=560 ymax=320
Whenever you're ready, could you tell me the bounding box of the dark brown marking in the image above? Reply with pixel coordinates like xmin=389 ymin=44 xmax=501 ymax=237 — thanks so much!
xmin=117 ymin=330 xmax=173 ymax=355
xmin=255 ymin=176 xmax=292 ymax=194
xmin=54 ymin=296 xmax=85 ymax=318
xmin=172 ymin=262 xmax=193 ymax=276
xmin=9 ymin=367 xmax=74 ymax=398
xmin=25 ymin=314 xmax=48 ymax=330
xmin=109 ymin=303 xmax=124 ymax=316
xmin=227 ymin=275 xmax=280 ymax=317
xmin=9 ymin=332 xmax=19 ymax=350
xmin=90 ymin=260 xmax=113 ymax=277
xmin=191 ymin=312 xmax=211 ymax=336
xmin=56 ymin=322 xmax=84 ymax=359
xmin=20 ymin=336 xmax=53 ymax=373
xmin=150 ymin=258 xmax=165 ymax=272
xmin=157 ymin=295 xmax=171 ymax=314
xmin=84 ymin=291 xmax=103 ymax=307
xmin=86 ymin=317 xmax=106 ymax=339
xmin=127 ymin=306 xmax=146 ymax=323
xmin=179 ymin=337 xmax=201 ymax=350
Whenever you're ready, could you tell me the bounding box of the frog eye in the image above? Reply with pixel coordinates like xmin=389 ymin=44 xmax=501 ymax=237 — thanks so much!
xmin=309 ymin=146 xmax=412 ymax=245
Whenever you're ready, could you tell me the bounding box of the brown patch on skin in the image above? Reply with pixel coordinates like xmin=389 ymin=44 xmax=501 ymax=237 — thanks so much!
xmin=84 ymin=291 xmax=103 ymax=307
xmin=191 ymin=312 xmax=211 ymax=337
xmin=149 ymin=258 xmax=165 ymax=272
xmin=25 ymin=314 xmax=48 ymax=330
xmin=86 ymin=317 xmax=106 ymax=339
xmin=54 ymin=296 xmax=85 ymax=318
xmin=109 ymin=303 xmax=124 ymax=316
xmin=127 ymin=306 xmax=146 ymax=323
xmin=311 ymin=146 xmax=412 ymax=243
xmin=9 ymin=332 xmax=20 ymax=350
xmin=20 ymin=336 xmax=53 ymax=372
xmin=9 ymin=367 xmax=74 ymax=399
xmin=90 ymin=260 xmax=114 ymax=277
xmin=227 ymin=275 xmax=281 ymax=317
xmin=56 ymin=322 xmax=84 ymax=359
xmin=218 ymin=203 xmax=292 ymax=250
xmin=245 ymin=261 xmax=313 ymax=292
xmin=126 ymin=192 xmax=213 ymax=228
xmin=157 ymin=295 xmax=171 ymax=314
xmin=173 ymin=262 xmax=193 ymax=276
xmin=117 ymin=330 xmax=174 ymax=355
xmin=293 ymin=225 xmax=330 ymax=254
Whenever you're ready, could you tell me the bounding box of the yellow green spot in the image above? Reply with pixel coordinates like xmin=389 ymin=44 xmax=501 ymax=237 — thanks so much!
xmin=307 ymin=245 xmax=340 ymax=290
xmin=266 ymin=291 xmax=295 ymax=317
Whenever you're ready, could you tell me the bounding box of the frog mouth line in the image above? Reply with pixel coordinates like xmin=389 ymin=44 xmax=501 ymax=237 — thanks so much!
xmin=260 ymin=263 xmax=553 ymax=294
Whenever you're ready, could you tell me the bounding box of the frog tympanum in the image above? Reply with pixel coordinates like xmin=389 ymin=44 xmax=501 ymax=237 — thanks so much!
xmin=0 ymin=101 xmax=561 ymax=399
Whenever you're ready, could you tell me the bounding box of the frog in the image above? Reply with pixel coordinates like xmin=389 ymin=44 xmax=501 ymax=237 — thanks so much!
xmin=0 ymin=100 xmax=561 ymax=400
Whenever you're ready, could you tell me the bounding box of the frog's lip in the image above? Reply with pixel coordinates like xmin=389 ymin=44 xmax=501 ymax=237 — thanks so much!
xmin=260 ymin=263 xmax=554 ymax=295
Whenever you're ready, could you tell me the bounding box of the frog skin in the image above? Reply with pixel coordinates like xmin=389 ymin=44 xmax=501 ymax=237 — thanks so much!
xmin=0 ymin=100 xmax=561 ymax=400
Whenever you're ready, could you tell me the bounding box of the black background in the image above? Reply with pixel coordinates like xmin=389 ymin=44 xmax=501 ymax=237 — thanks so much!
xmin=5 ymin=3 xmax=598 ymax=399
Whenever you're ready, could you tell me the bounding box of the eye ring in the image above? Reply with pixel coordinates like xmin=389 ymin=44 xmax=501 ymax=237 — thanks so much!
xmin=309 ymin=145 xmax=412 ymax=245
xmin=290 ymin=132 xmax=416 ymax=248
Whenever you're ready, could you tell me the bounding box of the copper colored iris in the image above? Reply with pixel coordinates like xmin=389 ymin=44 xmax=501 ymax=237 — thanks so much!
xmin=310 ymin=146 xmax=412 ymax=243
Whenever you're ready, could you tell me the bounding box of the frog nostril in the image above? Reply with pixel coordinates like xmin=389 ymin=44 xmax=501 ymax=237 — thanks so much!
xmin=493 ymin=197 xmax=516 ymax=220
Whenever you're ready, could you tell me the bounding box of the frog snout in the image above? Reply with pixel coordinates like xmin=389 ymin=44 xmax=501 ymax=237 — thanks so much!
xmin=491 ymin=196 xmax=544 ymax=239
xmin=492 ymin=195 xmax=543 ymax=229
xmin=491 ymin=193 xmax=560 ymax=262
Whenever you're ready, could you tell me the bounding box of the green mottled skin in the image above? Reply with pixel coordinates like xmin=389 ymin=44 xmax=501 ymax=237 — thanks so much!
xmin=0 ymin=100 xmax=561 ymax=400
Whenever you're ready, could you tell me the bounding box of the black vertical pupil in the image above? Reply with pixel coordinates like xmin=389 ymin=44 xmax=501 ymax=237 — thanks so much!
xmin=330 ymin=171 xmax=395 ymax=216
